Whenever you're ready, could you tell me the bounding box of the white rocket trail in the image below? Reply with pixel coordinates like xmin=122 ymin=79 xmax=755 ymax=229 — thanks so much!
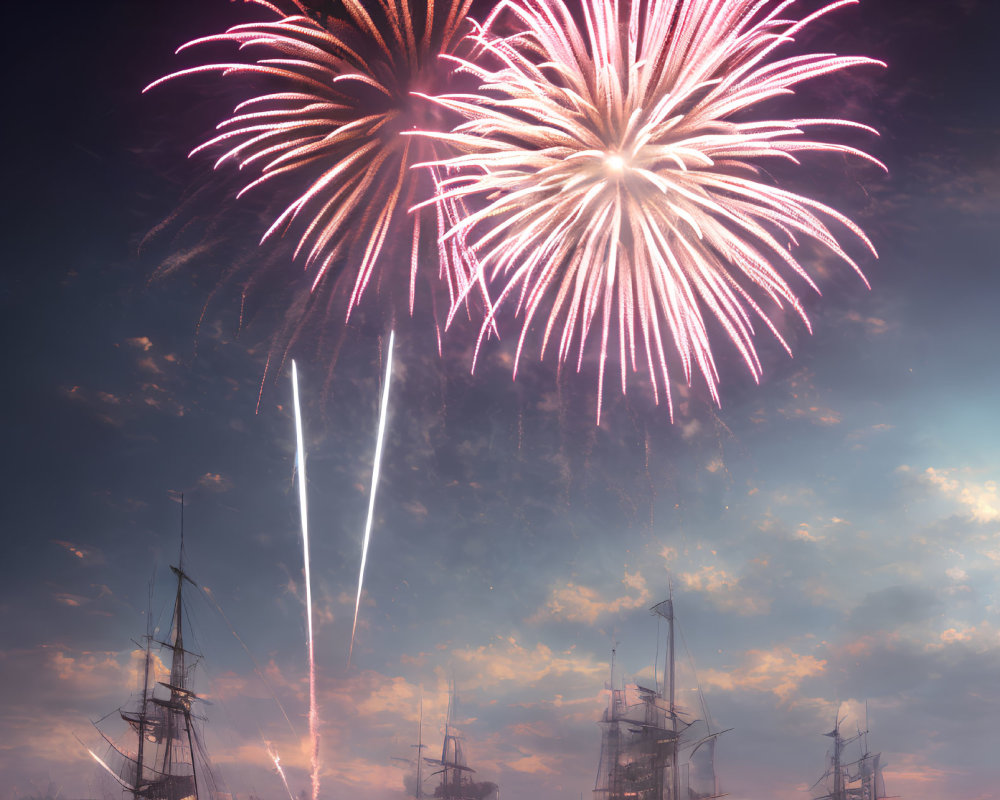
xmin=291 ymin=360 xmax=320 ymax=800
xmin=349 ymin=330 xmax=395 ymax=666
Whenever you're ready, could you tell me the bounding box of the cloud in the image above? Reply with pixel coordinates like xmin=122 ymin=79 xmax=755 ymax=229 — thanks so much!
xmin=845 ymin=585 xmax=942 ymax=633
xmin=778 ymin=404 xmax=842 ymax=426
xmin=680 ymin=419 xmax=702 ymax=440
xmin=505 ymin=751 xmax=560 ymax=775
xmin=354 ymin=675 xmax=423 ymax=719
xmin=48 ymin=648 xmax=138 ymax=695
xmin=126 ymin=336 xmax=154 ymax=351
xmin=918 ymin=151 xmax=1000 ymax=219
xmin=844 ymin=310 xmax=892 ymax=335
xmin=677 ymin=565 xmax=771 ymax=616
xmin=939 ymin=626 xmax=974 ymax=644
xmin=920 ymin=467 xmax=1000 ymax=523
xmin=198 ymin=472 xmax=234 ymax=492
xmin=54 ymin=593 xmax=89 ymax=608
xmin=137 ymin=356 xmax=164 ymax=374
xmin=0 ymin=645 xmax=169 ymax=722
xmin=403 ymin=500 xmax=429 ymax=518
xmin=776 ymin=369 xmax=843 ymax=426
xmin=820 ymin=622 xmax=1000 ymax=722
xmin=452 ymin=636 xmax=606 ymax=690
xmin=700 ymin=645 xmax=826 ymax=703
xmin=61 ymin=375 xmax=186 ymax=424
xmin=530 ymin=570 xmax=651 ymax=624
xmin=52 ymin=539 xmax=105 ymax=565
xmin=883 ymin=752 xmax=957 ymax=787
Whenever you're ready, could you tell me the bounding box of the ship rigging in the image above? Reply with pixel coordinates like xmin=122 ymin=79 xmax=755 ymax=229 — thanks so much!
xmin=811 ymin=712 xmax=890 ymax=800
xmin=89 ymin=527 xmax=222 ymax=800
xmin=593 ymin=596 xmax=727 ymax=800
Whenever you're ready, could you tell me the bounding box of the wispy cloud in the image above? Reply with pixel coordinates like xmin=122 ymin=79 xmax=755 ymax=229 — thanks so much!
xmin=918 ymin=466 xmax=1000 ymax=523
xmin=678 ymin=565 xmax=771 ymax=616
xmin=198 ymin=472 xmax=234 ymax=493
xmin=530 ymin=570 xmax=651 ymax=624
xmin=844 ymin=310 xmax=893 ymax=336
xmin=504 ymin=751 xmax=560 ymax=775
xmin=699 ymin=645 xmax=826 ymax=703
xmin=52 ymin=539 xmax=105 ymax=565
xmin=775 ymin=369 xmax=843 ymax=426
xmin=452 ymin=635 xmax=606 ymax=689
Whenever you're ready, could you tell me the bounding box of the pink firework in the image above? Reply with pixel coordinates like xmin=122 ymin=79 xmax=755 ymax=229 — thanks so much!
xmin=418 ymin=0 xmax=885 ymax=420
xmin=145 ymin=0 xmax=486 ymax=324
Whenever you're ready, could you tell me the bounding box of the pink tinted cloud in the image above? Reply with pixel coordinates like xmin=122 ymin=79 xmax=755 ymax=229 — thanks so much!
xmin=531 ymin=570 xmax=651 ymax=625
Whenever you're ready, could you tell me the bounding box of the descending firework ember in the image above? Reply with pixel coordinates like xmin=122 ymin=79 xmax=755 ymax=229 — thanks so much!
xmin=418 ymin=0 xmax=885 ymax=420
xmin=145 ymin=0 xmax=486 ymax=325
xmin=266 ymin=743 xmax=296 ymax=800
xmin=349 ymin=330 xmax=395 ymax=667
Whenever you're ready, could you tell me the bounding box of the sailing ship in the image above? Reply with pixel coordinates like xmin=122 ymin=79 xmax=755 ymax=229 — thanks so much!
xmin=593 ymin=597 xmax=726 ymax=800
xmin=397 ymin=684 xmax=498 ymax=799
xmin=90 ymin=543 xmax=222 ymax=800
xmin=810 ymin=714 xmax=890 ymax=800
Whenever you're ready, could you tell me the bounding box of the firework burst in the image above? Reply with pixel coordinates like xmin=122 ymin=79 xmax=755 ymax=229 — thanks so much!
xmin=418 ymin=0 xmax=885 ymax=420
xmin=145 ymin=0 xmax=488 ymax=330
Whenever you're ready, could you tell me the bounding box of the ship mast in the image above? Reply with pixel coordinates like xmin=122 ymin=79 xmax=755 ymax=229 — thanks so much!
xmin=831 ymin=717 xmax=843 ymax=800
xmin=415 ymin=697 xmax=425 ymax=799
xmin=162 ymin=568 xmax=199 ymax=798
xmin=813 ymin=712 xmax=885 ymax=800
xmin=593 ymin=595 xmax=724 ymax=800
xmin=134 ymin=592 xmax=154 ymax=800
xmin=155 ymin=495 xmax=200 ymax=800
xmin=95 ymin=496 xmax=214 ymax=800
xmin=426 ymin=680 xmax=476 ymax=799
xmin=651 ymin=596 xmax=678 ymax=800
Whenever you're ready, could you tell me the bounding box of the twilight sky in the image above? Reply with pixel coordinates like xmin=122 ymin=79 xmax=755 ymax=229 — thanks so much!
xmin=3 ymin=1 xmax=999 ymax=799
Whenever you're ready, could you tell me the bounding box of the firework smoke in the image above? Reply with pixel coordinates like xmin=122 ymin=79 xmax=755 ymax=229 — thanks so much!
xmin=291 ymin=360 xmax=320 ymax=800
xmin=349 ymin=330 xmax=395 ymax=666
xmin=418 ymin=0 xmax=885 ymax=421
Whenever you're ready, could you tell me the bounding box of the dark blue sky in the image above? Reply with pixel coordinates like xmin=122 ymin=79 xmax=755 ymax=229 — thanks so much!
xmin=3 ymin=1 xmax=999 ymax=799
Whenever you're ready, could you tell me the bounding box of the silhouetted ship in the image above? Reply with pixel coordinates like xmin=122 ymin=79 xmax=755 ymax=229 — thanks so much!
xmin=399 ymin=684 xmax=498 ymax=799
xmin=91 ymin=544 xmax=223 ymax=800
xmin=593 ymin=597 xmax=726 ymax=800
xmin=810 ymin=714 xmax=891 ymax=800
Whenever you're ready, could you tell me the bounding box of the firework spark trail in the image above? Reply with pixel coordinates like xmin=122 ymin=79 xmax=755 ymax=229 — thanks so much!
xmin=415 ymin=0 xmax=885 ymax=422
xmin=349 ymin=330 xmax=395 ymax=667
xmin=291 ymin=360 xmax=320 ymax=800
xmin=266 ymin=742 xmax=296 ymax=800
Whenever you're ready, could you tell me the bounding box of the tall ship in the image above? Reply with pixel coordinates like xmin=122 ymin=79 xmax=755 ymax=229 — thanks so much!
xmin=593 ymin=597 xmax=726 ymax=800
xmin=89 ymin=539 xmax=223 ymax=800
xmin=810 ymin=714 xmax=890 ymax=800
xmin=398 ymin=684 xmax=498 ymax=799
